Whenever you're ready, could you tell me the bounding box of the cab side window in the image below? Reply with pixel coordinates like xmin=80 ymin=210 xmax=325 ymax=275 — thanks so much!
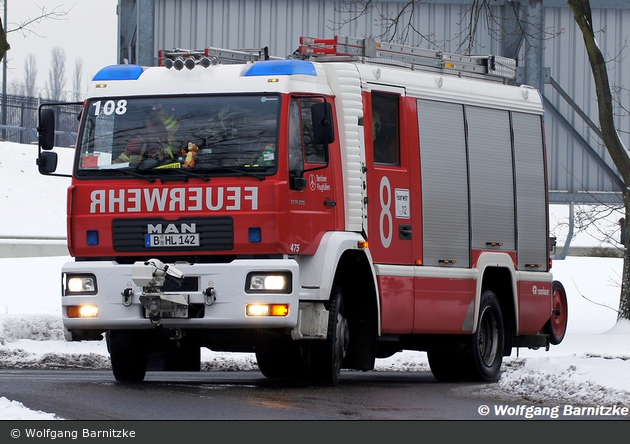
xmin=289 ymin=98 xmax=326 ymax=173
xmin=372 ymin=92 xmax=400 ymax=165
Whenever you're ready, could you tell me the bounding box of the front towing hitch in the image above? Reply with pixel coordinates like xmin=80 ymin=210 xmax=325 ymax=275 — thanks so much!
xmin=128 ymin=259 xmax=190 ymax=325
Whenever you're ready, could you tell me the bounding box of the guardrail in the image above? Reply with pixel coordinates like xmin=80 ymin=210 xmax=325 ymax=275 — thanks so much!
xmin=0 ymin=236 xmax=69 ymax=258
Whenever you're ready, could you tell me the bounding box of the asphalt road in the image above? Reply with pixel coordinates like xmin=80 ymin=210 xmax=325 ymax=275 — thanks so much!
xmin=0 ymin=369 xmax=508 ymax=420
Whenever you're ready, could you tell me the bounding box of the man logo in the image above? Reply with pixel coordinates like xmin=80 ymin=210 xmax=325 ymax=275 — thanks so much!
xmin=147 ymin=223 xmax=196 ymax=234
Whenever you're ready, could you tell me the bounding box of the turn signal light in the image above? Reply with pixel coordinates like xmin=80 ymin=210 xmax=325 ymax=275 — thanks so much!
xmin=246 ymin=304 xmax=289 ymax=317
xmin=67 ymin=305 xmax=99 ymax=318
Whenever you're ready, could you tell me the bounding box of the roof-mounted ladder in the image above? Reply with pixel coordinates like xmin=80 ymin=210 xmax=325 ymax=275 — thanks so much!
xmin=158 ymin=46 xmax=277 ymax=69
xmin=298 ymin=35 xmax=517 ymax=83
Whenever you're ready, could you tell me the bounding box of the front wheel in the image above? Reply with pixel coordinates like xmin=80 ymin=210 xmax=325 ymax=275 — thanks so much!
xmin=255 ymin=342 xmax=308 ymax=380
xmin=544 ymin=281 xmax=568 ymax=345
xmin=466 ymin=290 xmax=504 ymax=382
xmin=107 ymin=330 xmax=150 ymax=383
xmin=308 ymin=287 xmax=349 ymax=386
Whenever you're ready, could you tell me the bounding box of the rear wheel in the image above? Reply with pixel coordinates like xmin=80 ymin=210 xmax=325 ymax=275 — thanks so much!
xmin=544 ymin=280 xmax=568 ymax=345
xmin=107 ymin=330 xmax=150 ymax=383
xmin=427 ymin=347 xmax=466 ymax=382
xmin=308 ymin=287 xmax=349 ymax=386
xmin=466 ymin=290 xmax=504 ymax=382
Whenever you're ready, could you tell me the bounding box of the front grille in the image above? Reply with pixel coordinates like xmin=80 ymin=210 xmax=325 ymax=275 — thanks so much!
xmin=112 ymin=217 xmax=233 ymax=252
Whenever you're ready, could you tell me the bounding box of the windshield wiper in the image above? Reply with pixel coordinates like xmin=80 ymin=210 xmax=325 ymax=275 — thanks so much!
xmin=116 ymin=168 xmax=157 ymax=183
xmin=131 ymin=158 xmax=210 ymax=182
xmin=157 ymin=167 xmax=211 ymax=182
xmin=214 ymin=166 xmax=266 ymax=181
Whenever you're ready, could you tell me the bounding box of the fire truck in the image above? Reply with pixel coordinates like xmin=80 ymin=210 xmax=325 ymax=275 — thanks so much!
xmin=36 ymin=36 xmax=568 ymax=385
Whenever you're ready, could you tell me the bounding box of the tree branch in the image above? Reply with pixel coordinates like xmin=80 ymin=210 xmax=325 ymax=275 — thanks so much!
xmin=6 ymin=5 xmax=70 ymax=38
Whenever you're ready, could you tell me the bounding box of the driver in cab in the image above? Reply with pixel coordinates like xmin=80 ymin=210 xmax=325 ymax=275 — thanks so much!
xmin=114 ymin=112 xmax=176 ymax=164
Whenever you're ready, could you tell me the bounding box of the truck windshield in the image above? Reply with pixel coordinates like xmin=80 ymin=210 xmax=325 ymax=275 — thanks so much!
xmin=76 ymin=94 xmax=280 ymax=177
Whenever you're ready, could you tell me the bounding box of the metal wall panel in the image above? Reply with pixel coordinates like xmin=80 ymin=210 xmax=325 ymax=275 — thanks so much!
xmin=152 ymin=0 xmax=504 ymax=62
xmin=542 ymin=6 xmax=630 ymax=197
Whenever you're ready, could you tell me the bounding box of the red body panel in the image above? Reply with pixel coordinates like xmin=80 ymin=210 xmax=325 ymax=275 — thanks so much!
xmin=377 ymin=275 xmax=414 ymax=334
xmin=518 ymin=280 xmax=553 ymax=334
xmin=413 ymin=276 xmax=476 ymax=334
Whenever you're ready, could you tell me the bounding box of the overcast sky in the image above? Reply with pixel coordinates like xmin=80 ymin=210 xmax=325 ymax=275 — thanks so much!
xmin=2 ymin=0 xmax=118 ymax=98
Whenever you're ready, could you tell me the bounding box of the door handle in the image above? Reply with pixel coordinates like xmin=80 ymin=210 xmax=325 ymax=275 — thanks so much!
xmin=399 ymin=224 xmax=412 ymax=240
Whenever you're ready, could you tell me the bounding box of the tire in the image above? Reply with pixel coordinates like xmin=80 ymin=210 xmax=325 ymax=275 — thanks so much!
xmin=466 ymin=290 xmax=505 ymax=382
xmin=255 ymin=342 xmax=308 ymax=380
xmin=308 ymin=287 xmax=349 ymax=386
xmin=147 ymin=341 xmax=201 ymax=372
xmin=107 ymin=330 xmax=150 ymax=383
xmin=544 ymin=281 xmax=568 ymax=345
xmin=427 ymin=348 xmax=466 ymax=382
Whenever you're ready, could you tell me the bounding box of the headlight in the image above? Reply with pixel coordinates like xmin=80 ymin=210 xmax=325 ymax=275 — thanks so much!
xmin=63 ymin=273 xmax=97 ymax=295
xmin=246 ymin=272 xmax=291 ymax=293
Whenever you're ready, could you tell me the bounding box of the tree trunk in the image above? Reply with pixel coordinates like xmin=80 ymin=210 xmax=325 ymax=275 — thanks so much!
xmin=0 ymin=17 xmax=9 ymax=62
xmin=620 ymin=191 xmax=630 ymax=319
xmin=568 ymin=0 xmax=630 ymax=320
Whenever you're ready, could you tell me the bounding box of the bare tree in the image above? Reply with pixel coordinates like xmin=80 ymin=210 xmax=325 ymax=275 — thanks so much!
xmin=333 ymin=0 xmax=561 ymax=54
xmin=567 ymin=0 xmax=630 ymax=320
xmin=0 ymin=4 xmax=70 ymax=62
xmin=23 ymin=53 xmax=37 ymax=98
xmin=0 ymin=17 xmax=9 ymax=62
xmin=46 ymin=46 xmax=66 ymax=101
xmin=7 ymin=80 xmax=23 ymax=95
xmin=336 ymin=0 xmax=630 ymax=320
xmin=72 ymin=58 xmax=83 ymax=101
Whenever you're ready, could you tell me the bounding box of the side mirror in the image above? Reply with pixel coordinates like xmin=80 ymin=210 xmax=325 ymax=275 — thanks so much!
xmin=36 ymin=151 xmax=58 ymax=175
xmin=549 ymin=235 xmax=557 ymax=255
xmin=39 ymin=109 xmax=56 ymax=151
xmin=290 ymin=176 xmax=307 ymax=191
xmin=311 ymin=102 xmax=335 ymax=145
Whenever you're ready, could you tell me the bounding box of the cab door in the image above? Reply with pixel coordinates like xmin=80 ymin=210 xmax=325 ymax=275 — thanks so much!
xmin=286 ymin=96 xmax=338 ymax=255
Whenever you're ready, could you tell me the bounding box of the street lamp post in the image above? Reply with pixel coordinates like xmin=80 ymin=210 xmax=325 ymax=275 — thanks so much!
xmin=2 ymin=0 xmax=7 ymax=140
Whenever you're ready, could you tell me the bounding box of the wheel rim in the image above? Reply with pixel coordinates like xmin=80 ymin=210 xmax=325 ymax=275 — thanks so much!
xmin=334 ymin=313 xmax=349 ymax=373
xmin=551 ymin=285 xmax=568 ymax=339
xmin=478 ymin=307 xmax=499 ymax=367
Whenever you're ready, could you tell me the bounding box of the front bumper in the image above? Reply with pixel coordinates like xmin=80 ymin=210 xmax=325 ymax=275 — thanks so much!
xmin=61 ymin=259 xmax=300 ymax=333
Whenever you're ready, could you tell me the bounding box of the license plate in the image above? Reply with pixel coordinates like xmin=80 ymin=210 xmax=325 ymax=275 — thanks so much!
xmin=145 ymin=233 xmax=200 ymax=247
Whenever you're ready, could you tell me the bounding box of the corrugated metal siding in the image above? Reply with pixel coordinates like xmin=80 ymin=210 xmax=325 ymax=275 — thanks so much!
xmin=150 ymin=1 xmax=630 ymax=196
xmin=153 ymin=1 xmax=504 ymax=61
xmin=542 ymin=6 xmax=630 ymax=195
xmin=154 ymin=0 xmax=340 ymax=60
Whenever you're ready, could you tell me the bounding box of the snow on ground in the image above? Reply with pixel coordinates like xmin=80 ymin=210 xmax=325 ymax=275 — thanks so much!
xmin=1 ymin=141 xmax=629 ymax=419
